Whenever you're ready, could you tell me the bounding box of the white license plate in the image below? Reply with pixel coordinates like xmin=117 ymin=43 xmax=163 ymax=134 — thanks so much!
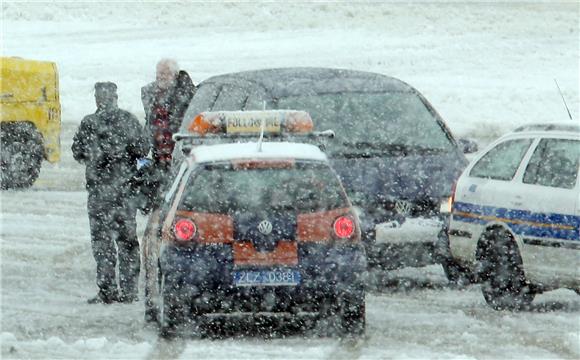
xmin=233 ymin=269 xmax=301 ymax=287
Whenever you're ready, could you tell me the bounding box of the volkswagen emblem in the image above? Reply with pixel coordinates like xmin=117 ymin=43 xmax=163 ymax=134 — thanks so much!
xmin=257 ymin=220 xmax=273 ymax=235
xmin=394 ymin=200 xmax=412 ymax=216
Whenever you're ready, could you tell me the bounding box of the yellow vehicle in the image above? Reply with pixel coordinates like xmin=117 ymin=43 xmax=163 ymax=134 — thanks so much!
xmin=0 ymin=57 xmax=61 ymax=188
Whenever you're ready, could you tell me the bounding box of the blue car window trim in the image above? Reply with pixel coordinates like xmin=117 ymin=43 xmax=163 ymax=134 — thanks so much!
xmin=452 ymin=201 xmax=580 ymax=242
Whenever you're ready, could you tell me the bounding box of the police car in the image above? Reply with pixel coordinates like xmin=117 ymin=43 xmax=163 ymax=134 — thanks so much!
xmin=447 ymin=122 xmax=580 ymax=310
xmin=144 ymin=110 xmax=367 ymax=337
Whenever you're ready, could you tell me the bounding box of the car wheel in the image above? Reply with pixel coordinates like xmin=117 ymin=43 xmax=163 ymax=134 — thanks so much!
xmin=479 ymin=229 xmax=535 ymax=311
xmin=0 ymin=124 xmax=44 ymax=189
xmin=159 ymin=274 xmax=189 ymax=339
xmin=442 ymin=259 xmax=474 ymax=285
xmin=143 ymin=210 xmax=163 ymax=324
xmin=338 ymin=291 xmax=366 ymax=337
xmin=144 ymin=261 xmax=162 ymax=324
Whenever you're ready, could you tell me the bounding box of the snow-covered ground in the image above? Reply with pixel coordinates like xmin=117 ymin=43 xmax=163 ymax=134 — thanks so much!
xmin=1 ymin=1 xmax=579 ymax=359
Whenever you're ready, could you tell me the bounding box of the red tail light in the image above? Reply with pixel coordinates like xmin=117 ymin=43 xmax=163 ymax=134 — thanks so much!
xmin=451 ymin=181 xmax=457 ymax=203
xmin=174 ymin=218 xmax=196 ymax=242
xmin=333 ymin=216 xmax=355 ymax=239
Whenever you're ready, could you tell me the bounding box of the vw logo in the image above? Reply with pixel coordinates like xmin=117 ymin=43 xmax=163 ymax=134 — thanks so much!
xmin=394 ymin=200 xmax=412 ymax=216
xmin=257 ymin=220 xmax=273 ymax=235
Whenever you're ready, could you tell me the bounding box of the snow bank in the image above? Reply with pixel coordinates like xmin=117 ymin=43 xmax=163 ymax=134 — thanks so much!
xmin=1 ymin=332 xmax=151 ymax=359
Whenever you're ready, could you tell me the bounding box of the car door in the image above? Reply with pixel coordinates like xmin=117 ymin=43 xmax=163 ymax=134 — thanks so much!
xmin=451 ymin=137 xmax=534 ymax=262
xmin=459 ymin=137 xmax=534 ymax=210
xmin=514 ymin=136 xmax=580 ymax=287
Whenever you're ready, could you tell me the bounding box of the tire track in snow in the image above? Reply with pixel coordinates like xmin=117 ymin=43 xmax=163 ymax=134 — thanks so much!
xmin=144 ymin=338 xmax=187 ymax=360
xmin=324 ymin=336 xmax=367 ymax=360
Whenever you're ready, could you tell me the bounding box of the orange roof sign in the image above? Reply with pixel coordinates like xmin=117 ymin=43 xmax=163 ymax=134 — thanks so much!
xmin=188 ymin=110 xmax=314 ymax=136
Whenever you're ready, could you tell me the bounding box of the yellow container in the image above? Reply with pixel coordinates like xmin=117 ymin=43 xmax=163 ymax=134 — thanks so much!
xmin=0 ymin=57 xmax=62 ymax=188
xmin=0 ymin=56 xmax=61 ymax=163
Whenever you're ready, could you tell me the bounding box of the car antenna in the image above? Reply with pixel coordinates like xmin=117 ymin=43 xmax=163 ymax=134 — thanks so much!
xmin=554 ymin=79 xmax=573 ymax=121
xmin=257 ymin=114 xmax=265 ymax=153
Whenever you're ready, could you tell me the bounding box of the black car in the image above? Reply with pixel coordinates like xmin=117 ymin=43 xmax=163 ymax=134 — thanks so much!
xmin=178 ymin=68 xmax=473 ymax=271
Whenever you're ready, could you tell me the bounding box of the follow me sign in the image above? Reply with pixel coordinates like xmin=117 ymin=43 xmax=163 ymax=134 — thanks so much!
xmin=225 ymin=112 xmax=282 ymax=134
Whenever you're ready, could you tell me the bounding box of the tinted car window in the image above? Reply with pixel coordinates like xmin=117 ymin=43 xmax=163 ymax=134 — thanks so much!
xmin=184 ymin=84 xmax=219 ymax=122
xmin=277 ymin=93 xmax=454 ymax=151
xmin=212 ymin=85 xmax=249 ymax=111
xmin=470 ymin=139 xmax=532 ymax=181
xmin=179 ymin=162 xmax=348 ymax=214
xmin=523 ymin=138 xmax=579 ymax=189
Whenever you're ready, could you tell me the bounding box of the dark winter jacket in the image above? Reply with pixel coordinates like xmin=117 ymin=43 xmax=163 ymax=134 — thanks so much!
xmin=72 ymin=106 xmax=149 ymax=195
xmin=141 ymin=70 xmax=196 ymax=163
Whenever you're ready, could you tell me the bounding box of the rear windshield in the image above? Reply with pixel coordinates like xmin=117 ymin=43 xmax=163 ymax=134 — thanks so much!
xmin=277 ymin=92 xmax=454 ymax=151
xmin=179 ymin=161 xmax=348 ymax=214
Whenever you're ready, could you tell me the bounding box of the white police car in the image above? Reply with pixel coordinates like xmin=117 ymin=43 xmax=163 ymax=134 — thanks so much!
xmin=447 ymin=122 xmax=580 ymax=310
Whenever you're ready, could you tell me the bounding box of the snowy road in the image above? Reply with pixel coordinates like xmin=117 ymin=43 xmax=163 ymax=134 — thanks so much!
xmin=1 ymin=188 xmax=579 ymax=359
xmin=1 ymin=125 xmax=578 ymax=358
xmin=2 ymin=1 xmax=580 ymax=358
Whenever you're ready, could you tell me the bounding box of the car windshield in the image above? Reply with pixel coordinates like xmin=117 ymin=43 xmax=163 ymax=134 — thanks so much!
xmin=179 ymin=161 xmax=348 ymax=214
xmin=277 ymin=92 xmax=454 ymax=151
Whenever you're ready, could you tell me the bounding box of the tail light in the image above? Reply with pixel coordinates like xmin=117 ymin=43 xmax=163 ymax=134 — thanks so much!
xmin=333 ymin=215 xmax=355 ymax=239
xmin=174 ymin=218 xmax=196 ymax=242
xmin=451 ymin=181 xmax=457 ymax=204
xmin=440 ymin=182 xmax=457 ymax=214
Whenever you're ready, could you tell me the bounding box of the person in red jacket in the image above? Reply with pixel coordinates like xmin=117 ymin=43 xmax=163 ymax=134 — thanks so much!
xmin=141 ymin=58 xmax=196 ymax=169
xmin=138 ymin=59 xmax=196 ymax=213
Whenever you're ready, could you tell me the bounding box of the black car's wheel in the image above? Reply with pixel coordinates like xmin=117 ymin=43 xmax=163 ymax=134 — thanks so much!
xmin=159 ymin=275 xmax=190 ymax=339
xmin=1 ymin=123 xmax=44 ymax=189
xmin=442 ymin=259 xmax=474 ymax=285
xmin=144 ymin=261 xmax=162 ymax=324
xmin=338 ymin=291 xmax=366 ymax=337
xmin=479 ymin=229 xmax=535 ymax=311
xmin=143 ymin=210 xmax=163 ymax=325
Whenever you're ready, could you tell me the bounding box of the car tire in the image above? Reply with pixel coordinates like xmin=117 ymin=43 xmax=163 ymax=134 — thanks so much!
xmin=143 ymin=209 xmax=163 ymax=325
xmin=159 ymin=274 xmax=189 ymax=339
xmin=479 ymin=229 xmax=535 ymax=311
xmin=338 ymin=291 xmax=366 ymax=337
xmin=0 ymin=123 xmax=44 ymax=189
xmin=442 ymin=259 xmax=474 ymax=285
xmin=144 ymin=262 xmax=162 ymax=324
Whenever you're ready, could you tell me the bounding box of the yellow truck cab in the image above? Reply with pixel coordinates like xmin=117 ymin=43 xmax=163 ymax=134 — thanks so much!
xmin=0 ymin=57 xmax=61 ymax=188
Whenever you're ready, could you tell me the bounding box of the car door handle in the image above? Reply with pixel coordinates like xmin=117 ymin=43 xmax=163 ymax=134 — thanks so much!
xmin=512 ymin=202 xmax=523 ymax=207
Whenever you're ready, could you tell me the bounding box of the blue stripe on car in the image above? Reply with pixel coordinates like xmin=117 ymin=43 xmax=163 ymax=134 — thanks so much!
xmin=452 ymin=201 xmax=580 ymax=242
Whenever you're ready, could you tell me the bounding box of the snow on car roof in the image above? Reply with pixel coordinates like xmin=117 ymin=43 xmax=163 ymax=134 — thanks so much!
xmin=190 ymin=141 xmax=328 ymax=163
xmin=513 ymin=121 xmax=580 ymax=134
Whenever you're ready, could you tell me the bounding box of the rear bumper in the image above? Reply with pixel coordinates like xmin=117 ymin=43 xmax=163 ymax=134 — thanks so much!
xmin=366 ymin=217 xmax=446 ymax=268
xmin=159 ymin=243 xmax=367 ymax=313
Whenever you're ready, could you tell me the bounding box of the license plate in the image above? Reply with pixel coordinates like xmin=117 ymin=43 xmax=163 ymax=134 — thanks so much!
xmin=233 ymin=269 xmax=301 ymax=287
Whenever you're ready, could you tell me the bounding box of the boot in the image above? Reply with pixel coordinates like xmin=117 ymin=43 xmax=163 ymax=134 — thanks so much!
xmin=119 ymin=292 xmax=139 ymax=304
xmin=87 ymin=289 xmax=119 ymax=304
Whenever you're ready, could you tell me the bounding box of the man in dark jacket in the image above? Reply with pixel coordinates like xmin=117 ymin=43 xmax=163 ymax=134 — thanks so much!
xmin=72 ymin=82 xmax=148 ymax=304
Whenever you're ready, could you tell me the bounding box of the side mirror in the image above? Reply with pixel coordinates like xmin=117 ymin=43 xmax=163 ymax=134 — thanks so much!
xmin=458 ymin=138 xmax=478 ymax=154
